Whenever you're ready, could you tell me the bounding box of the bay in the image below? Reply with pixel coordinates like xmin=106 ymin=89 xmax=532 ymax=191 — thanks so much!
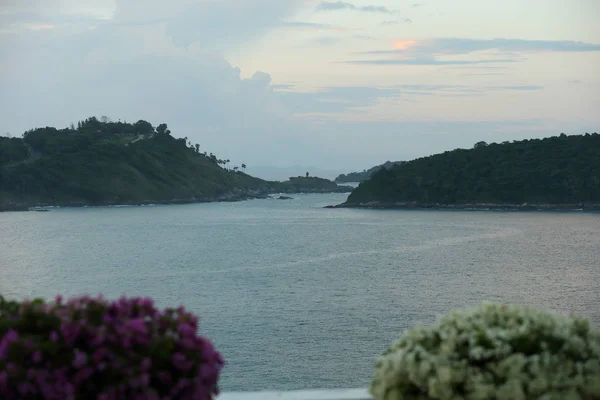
xmin=1 ymin=193 xmax=599 ymax=391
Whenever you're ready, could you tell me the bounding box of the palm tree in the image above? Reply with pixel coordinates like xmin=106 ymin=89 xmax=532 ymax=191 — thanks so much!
xmin=241 ymin=163 xmax=246 ymax=172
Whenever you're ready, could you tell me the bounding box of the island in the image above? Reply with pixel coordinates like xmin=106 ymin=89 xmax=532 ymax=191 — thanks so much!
xmin=330 ymin=133 xmax=600 ymax=211
xmin=0 ymin=117 xmax=352 ymax=211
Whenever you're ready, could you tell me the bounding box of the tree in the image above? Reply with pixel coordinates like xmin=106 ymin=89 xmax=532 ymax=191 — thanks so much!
xmin=347 ymin=133 xmax=600 ymax=206
xmin=233 ymin=166 xmax=239 ymax=172
xmin=241 ymin=163 xmax=246 ymax=171
xmin=195 ymin=144 xmax=200 ymax=153
xmin=306 ymin=172 xmax=309 ymax=178
xmin=156 ymin=123 xmax=171 ymax=136
xmin=100 ymin=116 xmax=111 ymax=123
xmin=134 ymin=120 xmax=154 ymax=135
xmin=474 ymin=141 xmax=488 ymax=149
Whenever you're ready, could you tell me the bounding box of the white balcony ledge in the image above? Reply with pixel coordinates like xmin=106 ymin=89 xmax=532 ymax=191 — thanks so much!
xmin=219 ymin=388 xmax=370 ymax=400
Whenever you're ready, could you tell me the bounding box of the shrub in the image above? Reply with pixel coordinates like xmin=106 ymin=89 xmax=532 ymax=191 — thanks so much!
xmin=370 ymin=302 xmax=600 ymax=400
xmin=0 ymin=295 xmax=224 ymax=399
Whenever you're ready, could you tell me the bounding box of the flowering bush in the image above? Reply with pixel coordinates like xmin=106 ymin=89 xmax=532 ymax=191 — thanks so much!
xmin=0 ymin=295 xmax=224 ymax=400
xmin=370 ymin=302 xmax=600 ymax=400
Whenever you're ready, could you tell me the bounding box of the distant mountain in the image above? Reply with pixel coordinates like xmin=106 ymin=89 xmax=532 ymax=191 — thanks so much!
xmin=334 ymin=161 xmax=405 ymax=183
xmin=337 ymin=133 xmax=600 ymax=209
xmin=0 ymin=117 xmax=351 ymax=211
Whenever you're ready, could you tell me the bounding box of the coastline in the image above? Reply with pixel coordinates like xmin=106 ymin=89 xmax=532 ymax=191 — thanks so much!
xmin=0 ymin=187 xmax=352 ymax=213
xmin=326 ymin=201 xmax=600 ymax=212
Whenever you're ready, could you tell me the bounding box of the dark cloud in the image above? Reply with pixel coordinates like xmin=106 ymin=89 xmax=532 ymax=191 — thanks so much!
xmin=316 ymin=1 xmax=394 ymax=14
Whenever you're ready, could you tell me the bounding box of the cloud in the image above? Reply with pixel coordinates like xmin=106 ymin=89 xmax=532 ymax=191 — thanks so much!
xmin=357 ymin=38 xmax=600 ymax=57
xmin=316 ymin=1 xmax=394 ymax=14
xmin=0 ymin=0 xmax=326 ymax=167
xmin=343 ymin=37 xmax=600 ymax=67
xmin=568 ymin=80 xmax=583 ymax=84
xmin=161 ymin=0 xmax=309 ymax=48
xmin=276 ymin=84 xmax=543 ymax=114
xmin=1 ymin=0 xmax=116 ymax=20
xmin=271 ymin=83 xmax=298 ymax=91
xmin=309 ymin=34 xmax=375 ymax=46
xmin=462 ymin=73 xmax=505 ymax=76
xmin=353 ymin=34 xmax=376 ymax=40
xmin=448 ymin=66 xmax=511 ymax=70
xmin=277 ymin=86 xmax=396 ymax=114
xmin=492 ymin=85 xmax=542 ymax=91
xmin=314 ymin=36 xmax=343 ymax=46
xmin=341 ymin=58 xmax=521 ymax=65
xmin=1 ymin=1 xmax=596 ymax=170
xmin=281 ymin=21 xmax=339 ymax=30
xmin=381 ymin=18 xmax=411 ymax=25
xmin=411 ymin=3 xmax=425 ymax=7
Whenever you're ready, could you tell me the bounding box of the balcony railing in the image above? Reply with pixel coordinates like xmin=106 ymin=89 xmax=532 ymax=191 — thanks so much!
xmin=219 ymin=388 xmax=371 ymax=400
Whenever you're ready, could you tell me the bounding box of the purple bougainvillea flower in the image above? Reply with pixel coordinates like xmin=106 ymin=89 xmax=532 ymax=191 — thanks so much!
xmin=126 ymin=318 xmax=148 ymax=335
xmin=0 ymin=295 xmax=223 ymax=399
xmin=178 ymin=322 xmax=196 ymax=338
xmin=0 ymin=371 xmax=7 ymax=390
xmin=32 ymin=350 xmax=43 ymax=363
xmin=172 ymin=352 xmax=193 ymax=371
xmin=0 ymin=329 xmax=19 ymax=359
xmin=73 ymin=350 xmax=88 ymax=368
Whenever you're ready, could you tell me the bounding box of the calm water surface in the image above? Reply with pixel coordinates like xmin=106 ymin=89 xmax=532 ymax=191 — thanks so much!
xmin=1 ymin=194 xmax=599 ymax=391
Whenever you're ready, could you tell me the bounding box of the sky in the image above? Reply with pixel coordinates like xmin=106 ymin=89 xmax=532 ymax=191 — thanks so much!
xmin=1 ymin=0 xmax=599 ymax=172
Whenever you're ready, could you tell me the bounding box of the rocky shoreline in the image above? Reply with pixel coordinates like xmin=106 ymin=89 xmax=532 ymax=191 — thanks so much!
xmin=325 ymin=201 xmax=600 ymax=211
xmin=0 ymin=187 xmax=352 ymax=212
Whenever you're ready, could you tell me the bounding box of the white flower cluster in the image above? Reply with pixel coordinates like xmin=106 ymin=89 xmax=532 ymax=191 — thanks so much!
xmin=370 ymin=302 xmax=600 ymax=400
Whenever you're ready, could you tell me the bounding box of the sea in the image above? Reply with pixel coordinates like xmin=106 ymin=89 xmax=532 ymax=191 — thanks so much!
xmin=1 ymin=192 xmax=599 ymax=391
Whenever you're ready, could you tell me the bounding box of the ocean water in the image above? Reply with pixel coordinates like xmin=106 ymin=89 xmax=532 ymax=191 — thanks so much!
xmin=1 ymin=193 xmax=599 ymax=391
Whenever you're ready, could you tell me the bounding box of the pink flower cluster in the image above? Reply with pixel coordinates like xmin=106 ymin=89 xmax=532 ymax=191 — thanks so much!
xmin=0 ymin=295 xmax=224 ymax=400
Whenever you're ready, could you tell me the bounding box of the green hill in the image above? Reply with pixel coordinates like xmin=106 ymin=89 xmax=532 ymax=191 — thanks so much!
xmin=341 ymin=133 xmax=600 ymax=209
xmin=0 ymin=117 xmax=350 ymax=211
